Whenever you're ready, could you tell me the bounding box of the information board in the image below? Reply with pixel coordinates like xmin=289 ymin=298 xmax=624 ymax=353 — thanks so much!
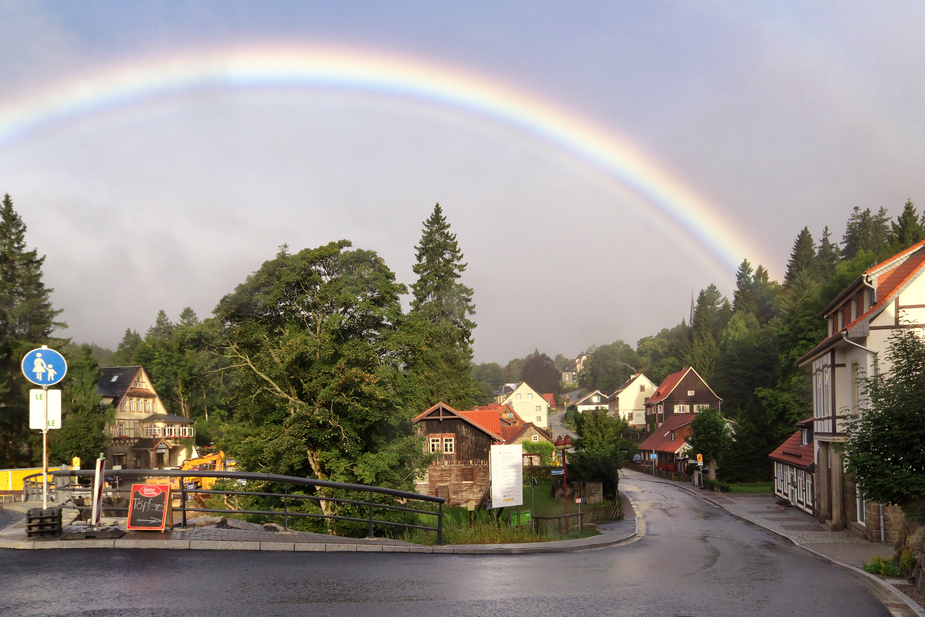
xmin=490 ymin=444 xmax=523 ymax=508
xmin=127 ymin=484 xmax=173 ymax=531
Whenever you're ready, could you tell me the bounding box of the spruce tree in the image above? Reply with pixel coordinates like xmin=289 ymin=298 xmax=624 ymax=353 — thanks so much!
xmin=407 ymin=203 xmax=478 ymax=409
xmin=890 ymin=199 xmax=925 ymax=253
xmin=784 ymin=227 xmax=817 ymax=288
xmin=816 ymin=226 xmax=840 ymax=282
xmin=0 ymin=193 xmax=64 ymax=466
xmin=842 ymin=206 xmax=890 ymax=260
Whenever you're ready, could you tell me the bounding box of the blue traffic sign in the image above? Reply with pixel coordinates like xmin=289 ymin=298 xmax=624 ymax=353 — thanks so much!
xmin=21 ymin=347 xmax=67 ymax=386
xmin=550 ymin=469 xmax=564 ymax=476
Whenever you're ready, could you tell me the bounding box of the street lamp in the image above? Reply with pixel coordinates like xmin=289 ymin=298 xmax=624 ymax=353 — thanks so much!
xmin=554 ymin=435 xmax=573 ymax=533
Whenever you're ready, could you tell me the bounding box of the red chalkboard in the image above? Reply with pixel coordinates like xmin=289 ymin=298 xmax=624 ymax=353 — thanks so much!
xmin=127 ymin=484 xmax=173 ymax=532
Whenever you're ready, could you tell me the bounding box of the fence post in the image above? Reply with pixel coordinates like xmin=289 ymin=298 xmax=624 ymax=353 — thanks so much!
xmin=181 ymin=481 xmax=188 ymax=528
xmin=283 ymin=483 xmax=289 ymax=531
xmin=367 ymin=491 xmax=375 ymax=539
xmin=437 ymin=501 xmax=444 ymax=546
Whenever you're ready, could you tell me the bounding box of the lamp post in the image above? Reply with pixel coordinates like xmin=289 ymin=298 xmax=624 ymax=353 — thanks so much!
xmin=554 ymin=435 xmax=572 ymax=533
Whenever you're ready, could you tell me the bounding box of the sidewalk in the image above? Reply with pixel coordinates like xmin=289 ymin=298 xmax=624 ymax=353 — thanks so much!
xmin=0 ymin=495 xmax=639 ymax=555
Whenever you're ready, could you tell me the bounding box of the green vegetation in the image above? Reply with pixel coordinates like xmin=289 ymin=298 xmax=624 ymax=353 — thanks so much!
xmin=863 ymin=555 xmax=902 ymax=578
xmin=726 ymin=482 xmax=773 ymax=493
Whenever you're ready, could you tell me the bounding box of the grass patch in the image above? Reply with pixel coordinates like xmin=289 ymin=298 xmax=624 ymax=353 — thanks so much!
xmin=726 ymin=482 xmax=773 ymax=493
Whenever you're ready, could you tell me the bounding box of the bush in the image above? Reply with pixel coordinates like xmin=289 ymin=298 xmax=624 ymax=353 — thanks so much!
xmin=705 ymin=479 xmax=731 ymax=492
xmin=863 ymin=555 xmax=902 ymax=577
xmin=900 ymin=548 xmax=918 ymax=575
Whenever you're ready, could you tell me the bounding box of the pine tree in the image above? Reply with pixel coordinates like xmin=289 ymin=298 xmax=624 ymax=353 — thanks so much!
xmin=733 ymin=260 xmax=757 ymax=315
xmin=0 ymin=193 xmax=65 ymax=467
xmin=407 ymin=204 xmax=478 ymax=409
xmin=890 ymin=199 xmax=925 ymax=253
xmin=110 ymin=328 xmax=142 ymax=366
xmin=842 ymin=206 xmax=890 ymax=260
xmin=816 ymin=226 xmax=840 ymax=282
xmin=147 ymin=310 xmax=176 ymax=339
xmin=784 ymin=227 xmax=817 ymax=288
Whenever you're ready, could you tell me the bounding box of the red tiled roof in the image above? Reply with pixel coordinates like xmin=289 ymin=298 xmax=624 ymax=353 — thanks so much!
xmin=475 ymin=403 xmax=525 ymax=425
xmin=413 ymin=402 xmax=503 ymax=441
xmin=801 ymin=240 xmax=925 ymax=364
xmin=644 ymin=368 xmax=689 ymax=405
xmin=458 ymin=410 xmax=504 ymax=438
xmin=542 ymin=393 xmax=556 ymax=409
xmin=638 ymin=414 xmax=695 ymax=455
xmin=768 ymin=430 xmax=814 ymax=470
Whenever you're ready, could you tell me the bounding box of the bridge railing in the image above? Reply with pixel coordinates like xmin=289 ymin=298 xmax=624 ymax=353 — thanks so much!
xmin=25 ymin=469 xmax=445 ymax=545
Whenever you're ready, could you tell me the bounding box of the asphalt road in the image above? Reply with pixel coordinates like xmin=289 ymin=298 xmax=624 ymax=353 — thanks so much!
xmin=0 ymin=475 xmax=890 ymax=617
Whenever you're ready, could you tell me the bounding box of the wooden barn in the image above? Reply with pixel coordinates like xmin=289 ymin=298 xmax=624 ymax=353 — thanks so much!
xmin=412 ymin=402 xmax=504 ymax=508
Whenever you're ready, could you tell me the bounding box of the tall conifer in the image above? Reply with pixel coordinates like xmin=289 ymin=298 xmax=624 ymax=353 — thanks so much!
xmin=0 ymin=193 xmax=64 ymax=466
xmin=408 ymin=204 xmax=477 ymax=409
xmin=784 ymin=227 xmax=817 ymax=288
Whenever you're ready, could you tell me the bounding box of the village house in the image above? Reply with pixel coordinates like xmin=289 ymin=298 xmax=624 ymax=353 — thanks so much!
xmin=643 ymin=367 xmax=722 ymax=429
xmin=608 ymin=373 xmax=656 ymax=429
xmin=769 ymin=419 xmax=815 ymax=515
xmin=795 ymin=240 xmax=925 ymax=541
xmin=636 ymin=414 xmax=695 ymax=473
xmin=574 ymin=389 xmax=608 ymax=413
xmin=97 ymin=366 xmax=194 ymax=470
xmin=493 ymin=381 xmax=551 ymax=428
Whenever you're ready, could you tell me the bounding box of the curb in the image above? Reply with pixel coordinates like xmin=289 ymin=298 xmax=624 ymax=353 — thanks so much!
xmin=646 ymin=476 xmax=924 ymax=617
xmin=0 ymin=500 xmax=642 ymax=555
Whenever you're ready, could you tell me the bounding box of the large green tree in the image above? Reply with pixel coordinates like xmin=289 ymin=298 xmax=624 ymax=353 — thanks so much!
xmin=578 ymin=341 xmax=639 ymax=393
xmin=215 ymin=241 xmax=425 ymax=504
xmin=784 ymin=227 xmax=818 ymax=289
xmin=686 ymin=407 xmax=731 ymax=481
xmin=407 ymin=204 xmax=478 ymax=409
xmin=844 ymin=328 xmax=925 ymax=516
xmin=569 ymin=409 xmax=631 ymax=498
xmin=521 ymin=352 xmax=561 ymax=395
xmin=842 ymin=206 xmax=890 ymax=261
xmin=890 ymin=199 xmax=925 ymax=253
xmin=0 ymin=194 xmax=64 ymax=467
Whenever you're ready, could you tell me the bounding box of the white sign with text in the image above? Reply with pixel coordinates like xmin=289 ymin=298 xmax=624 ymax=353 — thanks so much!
xmin=28 ymin=389 xmax=62 ymax=430
xmin=490 ymin=444 xmax=524 ymax=508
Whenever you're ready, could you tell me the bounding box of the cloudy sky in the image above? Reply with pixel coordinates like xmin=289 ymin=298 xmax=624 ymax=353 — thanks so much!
xmin=2 ymin=1 xmax=925 ymax=363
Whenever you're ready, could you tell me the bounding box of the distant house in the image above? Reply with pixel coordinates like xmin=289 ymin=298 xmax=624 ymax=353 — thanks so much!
xmin=574 ymin=390 xmax=608 ymax=414
xmin=636 ymin=414 xmax=695 ymax=472
xmin=608 ymin=373 xmax=656 ymax=429
xmin=493 ymin=381 xmax=550 ymax=428
xmin=644 ymin=367 xmax=722 ymax=429
xmin=795 ymin=240 xmax=925 ymax=541
xmin=769 ymin=419 xmax=815 ymax=515
xmin=97 ymin=366 xmax=194 ymax=470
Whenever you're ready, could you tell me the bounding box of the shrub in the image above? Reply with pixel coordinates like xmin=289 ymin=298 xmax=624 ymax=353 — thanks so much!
xmin=863 ymin=555 xmax=902 ymax=577
xmin=705 ymin=479 xmax=731 ymax=492
xmin=900 ymin=548 xmax=918 ymax=575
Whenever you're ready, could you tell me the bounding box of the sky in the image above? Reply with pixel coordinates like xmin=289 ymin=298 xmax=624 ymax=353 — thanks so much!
xmin=2 ymin=1 xmax=925 ymax=364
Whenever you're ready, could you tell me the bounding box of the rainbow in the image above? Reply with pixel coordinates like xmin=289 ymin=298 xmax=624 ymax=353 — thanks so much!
xmin=0 ymin=44 xmax=758 ymax=275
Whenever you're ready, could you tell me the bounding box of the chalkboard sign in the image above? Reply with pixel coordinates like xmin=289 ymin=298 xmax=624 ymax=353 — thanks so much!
xmin=127 ymin=484 xmax=173 ymax=532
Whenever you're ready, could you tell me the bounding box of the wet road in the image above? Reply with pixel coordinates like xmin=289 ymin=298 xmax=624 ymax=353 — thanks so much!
xmin=0 ymin=474 xmax=889 ymax=617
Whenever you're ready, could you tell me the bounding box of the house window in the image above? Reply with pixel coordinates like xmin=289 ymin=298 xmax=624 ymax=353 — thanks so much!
xmin=851 ymin=362 xmax=860 ymax=414
xmin=112 ymin=454 xmax=126 ymax=469
xmin=627 ymin=412 xmax=633 ymax=421
xmin=516 ymin=393 xmax=522 ymax=400
xmin=675 ymin=404 xmax=688 ymax=414
xmin=536 ymin=416 xmax=542 ymax=423
xmin=800 ymin=429 xmax=809 ymax=446
xmin=128 ymin=398 xmax=135 ymax=412
xmin=527 ymin=393 xmax=533 ymax=400
xmin=443 ymin=437 xmax=455 ymax=454
xmin=429 ymin=438 xmax=441 ymax=453
xmin=640 ymin=385 xmax=645 ymax=392
xmin=687 ymin=390 xmax=695 ymax=396
xmin=694 ymin=404 xmax=708 ymax=413
xmin=670 ymin=432 xmax=676 ymax=442
xmin=151 ymin=400 xmax=157 ymax=413
xmin=592 ymin=396 xmax=599 ymax=403
xmin=120 ymin=399 xmax=125 ymax=411
xmin=117 ymin=422 xmax=126 ymax=437
xmin=532 ymin=435 xmax=539 ymax=442
xmin=144 ymin=399 xmax=150 ymax=413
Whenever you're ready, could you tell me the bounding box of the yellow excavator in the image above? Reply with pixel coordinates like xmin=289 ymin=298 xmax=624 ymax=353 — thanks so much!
xmin=151 ymin=451 xmax=226 ymax=492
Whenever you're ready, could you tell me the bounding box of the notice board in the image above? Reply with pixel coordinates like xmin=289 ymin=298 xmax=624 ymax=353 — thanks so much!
xmin=490 ymin=444 xmax=524 ymax=508
xmin=127 ymin=484 xmax=173 ymax=531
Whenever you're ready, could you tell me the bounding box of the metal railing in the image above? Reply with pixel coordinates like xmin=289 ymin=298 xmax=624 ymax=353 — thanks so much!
xmin=25 ymin=469 xmax=445 ymax=545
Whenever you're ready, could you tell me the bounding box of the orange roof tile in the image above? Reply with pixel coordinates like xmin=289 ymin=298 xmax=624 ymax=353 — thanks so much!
xmin=645 ymin=369 xmax=689 ymax=405
xmin=638 ymin=414 xmax=695 ymax=454
xmin=458 ymin=410 xmax=504 ymax=438
xmin=768 ymin=430 xmax=814 ymax=470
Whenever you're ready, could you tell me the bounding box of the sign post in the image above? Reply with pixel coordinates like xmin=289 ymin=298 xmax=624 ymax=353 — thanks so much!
xmin=22 ymin=346 xmax=67 ymax=510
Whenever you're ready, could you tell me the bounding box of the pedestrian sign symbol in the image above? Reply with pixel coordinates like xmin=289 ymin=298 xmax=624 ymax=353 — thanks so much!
xmin=21 ymin=346 xmax=67 ymax=386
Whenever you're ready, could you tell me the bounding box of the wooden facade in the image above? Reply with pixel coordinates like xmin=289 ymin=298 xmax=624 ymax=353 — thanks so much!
xmin=644 ymin=367 xmax=722 ymax=428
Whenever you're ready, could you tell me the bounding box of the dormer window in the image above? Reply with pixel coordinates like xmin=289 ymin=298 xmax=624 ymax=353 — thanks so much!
xmin=110 ymin=375 xmax=119 ymax=382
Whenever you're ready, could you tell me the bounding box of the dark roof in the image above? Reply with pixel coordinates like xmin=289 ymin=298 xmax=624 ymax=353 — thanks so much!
xmin=143 ymin=413 xmax=191 ymax=424
xmin=96 ymin=366 xmax=142 ymax=398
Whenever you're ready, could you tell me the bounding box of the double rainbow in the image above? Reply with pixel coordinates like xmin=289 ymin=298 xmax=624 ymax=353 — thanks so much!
xmin=0 ymin=44 xmax=754 ymax=275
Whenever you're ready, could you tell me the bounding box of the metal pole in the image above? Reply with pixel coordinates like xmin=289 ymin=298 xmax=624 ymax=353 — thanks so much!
xmin=283 ymin=483 xmax=289 ymax=531
xmin=367 ymin=491 xmax=374 ymax=539
xmin=563 ymin=450 xmax=569 ymax=533
xmin=437 ymin=502 xmax=444 ymax=546
xmin=42 ymin=385 xmax=48 ymax=510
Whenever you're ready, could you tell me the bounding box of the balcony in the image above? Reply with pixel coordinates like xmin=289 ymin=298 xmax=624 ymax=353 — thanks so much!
xmin=143 ymin=426 xmax=195 ymax=439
